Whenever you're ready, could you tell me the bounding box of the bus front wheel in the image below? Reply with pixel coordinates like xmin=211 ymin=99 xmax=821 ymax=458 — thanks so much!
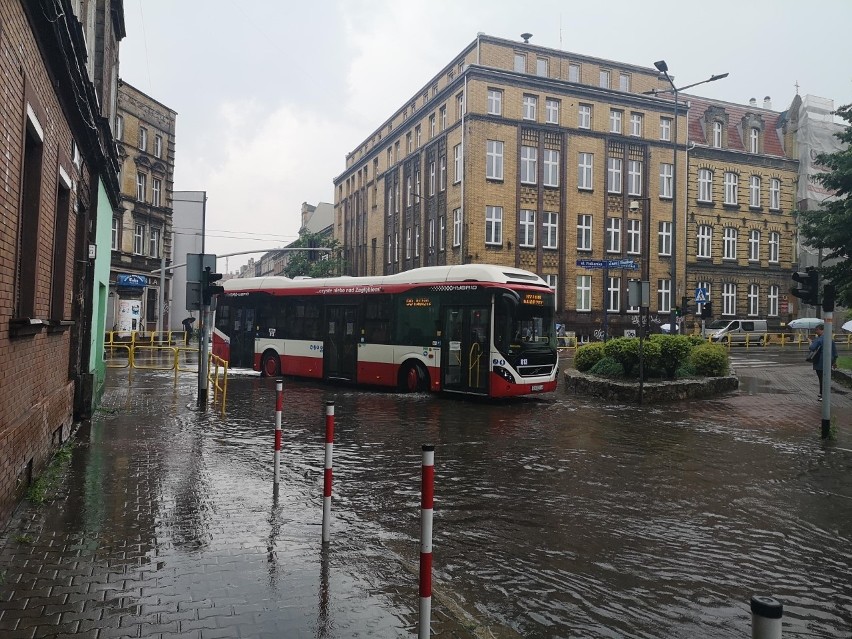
xmin=399 ymin=361 xmax=428 ymax=393
xmin=261 ymin=350 xmax=281 ymax=377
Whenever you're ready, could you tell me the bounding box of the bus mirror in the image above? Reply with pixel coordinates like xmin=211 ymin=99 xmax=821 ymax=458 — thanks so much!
xmin=501 ymin=290 xmax=520 ymax=308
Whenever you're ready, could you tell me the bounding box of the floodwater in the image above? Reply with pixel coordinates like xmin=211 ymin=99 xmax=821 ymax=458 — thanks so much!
xmin=211 ymin=373 xmax=852 ymax=638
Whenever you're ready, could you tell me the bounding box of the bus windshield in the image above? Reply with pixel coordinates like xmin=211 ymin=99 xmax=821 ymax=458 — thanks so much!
xmin=495 ymin=292 xmax=555 ymax=352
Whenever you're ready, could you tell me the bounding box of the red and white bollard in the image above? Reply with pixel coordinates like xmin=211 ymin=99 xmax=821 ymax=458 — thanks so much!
xmin=321 ymin=401 xmax=335 ymax=544
xmin=419 ymin=444 xmax=435 ymax=639
xmin=274 ymin=379 xmax=283 ymax=485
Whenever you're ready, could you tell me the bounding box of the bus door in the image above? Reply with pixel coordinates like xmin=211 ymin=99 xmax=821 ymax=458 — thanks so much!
xmin=324 ymin=305 xmax=358 ymax=381
xmin=441 ymin=306 xmax=490 ymax=394
xmin=230 ymin=306 xmax=256 ymax=368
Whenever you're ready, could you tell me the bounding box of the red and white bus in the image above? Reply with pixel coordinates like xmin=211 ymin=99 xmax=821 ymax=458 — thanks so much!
xmin=212 ymin=264 xmax=558 ymax=398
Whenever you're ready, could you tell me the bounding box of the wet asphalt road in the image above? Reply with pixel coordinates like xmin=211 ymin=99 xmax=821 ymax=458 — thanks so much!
xmin=0 ymin=347 xmax=850 ymax=638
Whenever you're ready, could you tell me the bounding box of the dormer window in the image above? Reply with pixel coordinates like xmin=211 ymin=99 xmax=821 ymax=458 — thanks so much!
xmin=713 ymin=122 xmax=723 ymax=148
xmin=750 ymin=127 xmax=759 ymax=153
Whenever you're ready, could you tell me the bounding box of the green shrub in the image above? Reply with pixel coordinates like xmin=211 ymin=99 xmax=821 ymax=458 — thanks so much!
xmin=639 ymin=339 xmax=663 ymax=379
xmin=574 ymin=342 xmax=605 ymax=372
xmin=690 ymin=343 xmax=729 ymax=377
xmin=590 ymin=356 xmax=624 ymax=378
xmin=675 ymin=362 xmax=698 ymax=378
xmin=603 ymin=337 xmax=640 ymax=376
xmin=686 ymin=334 xmax=705 ymax=347
xmin=649 ymin=335 xmax=694 ymax=378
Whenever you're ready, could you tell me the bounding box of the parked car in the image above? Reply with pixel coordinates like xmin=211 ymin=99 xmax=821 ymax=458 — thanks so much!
xmin=703 ymin=319 xmax=768 ymax=344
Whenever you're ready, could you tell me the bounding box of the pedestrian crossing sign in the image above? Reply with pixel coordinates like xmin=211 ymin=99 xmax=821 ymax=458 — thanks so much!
xmin=695 ymin=287 xmax=708 ymax=303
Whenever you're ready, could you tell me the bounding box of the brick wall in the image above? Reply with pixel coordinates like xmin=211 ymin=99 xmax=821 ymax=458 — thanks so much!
xmin=0 ymin=1 xmax=81 ymax=528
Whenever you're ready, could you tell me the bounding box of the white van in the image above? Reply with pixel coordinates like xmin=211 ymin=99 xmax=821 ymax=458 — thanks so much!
xmin=704 ymin=319 xmax=768 ymax=345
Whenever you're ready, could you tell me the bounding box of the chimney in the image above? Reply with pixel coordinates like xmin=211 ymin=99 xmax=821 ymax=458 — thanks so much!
xmin=749 ymin=97 xmax=757 ymax=107
xmin=763 ymin=96 xmax=772 ymax=109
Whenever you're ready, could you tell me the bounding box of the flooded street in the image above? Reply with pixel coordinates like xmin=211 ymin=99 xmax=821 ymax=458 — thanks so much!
xmin=2 ymin=355 xmax=851 ymax=638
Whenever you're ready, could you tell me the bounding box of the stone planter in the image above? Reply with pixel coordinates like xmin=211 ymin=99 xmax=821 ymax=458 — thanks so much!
xmin=562 ymin=369 xmax=739 ymax=404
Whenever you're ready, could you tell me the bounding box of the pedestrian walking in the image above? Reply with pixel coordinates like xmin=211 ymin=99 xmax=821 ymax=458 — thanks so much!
xmin=182 ymin=316 xmax=196 ymax=344
xmin=808 ymin=323 xmax=838 ymax=400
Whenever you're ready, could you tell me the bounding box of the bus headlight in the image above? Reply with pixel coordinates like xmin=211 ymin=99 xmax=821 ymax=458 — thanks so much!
xmin=493 ymin=366 xmax=516 ymax=384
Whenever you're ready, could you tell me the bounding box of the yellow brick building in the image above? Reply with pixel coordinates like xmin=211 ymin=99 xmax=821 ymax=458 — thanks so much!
xmin=334 ymin=34 xmax=797 ymax=338
xmin=683 ymin=96 xmax=798 ymax=331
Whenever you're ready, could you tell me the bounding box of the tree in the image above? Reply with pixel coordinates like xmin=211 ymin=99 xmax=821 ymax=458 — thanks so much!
xmin=799 ymin=104 xmax=852 ymax=307
xmin=281 ymin=230 xmax=344 ymax=279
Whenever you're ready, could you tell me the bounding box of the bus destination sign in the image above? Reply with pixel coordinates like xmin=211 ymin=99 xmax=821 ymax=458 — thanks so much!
xmin=523 ymin=293 xmax=545 ymax=306
xmin=405 ymin=298 xmax=432 ymax=308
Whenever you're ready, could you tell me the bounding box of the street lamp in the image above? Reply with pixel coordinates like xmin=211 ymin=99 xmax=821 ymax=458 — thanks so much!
xmin=645 ymin=62 xmax=728 ymax=334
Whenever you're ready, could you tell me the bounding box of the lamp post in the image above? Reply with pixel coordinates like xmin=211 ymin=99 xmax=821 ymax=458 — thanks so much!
xmin=647 ymin=61 xmax=728 ymax=334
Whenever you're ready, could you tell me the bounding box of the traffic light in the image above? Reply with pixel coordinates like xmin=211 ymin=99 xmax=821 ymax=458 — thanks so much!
xmin=202 ymin=266 xmax=224 ymax=306
xmin=791 ymin=268 xmax=819 ymax=306
xmin=674 ymin=306 xmax=682 ymax=317
xmin=700 ymin=302 xmax=713 ymax=319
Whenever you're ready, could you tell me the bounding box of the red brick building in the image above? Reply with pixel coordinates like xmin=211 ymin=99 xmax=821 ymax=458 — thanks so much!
xmin=0 ymin=0 xmax=122 ymax=527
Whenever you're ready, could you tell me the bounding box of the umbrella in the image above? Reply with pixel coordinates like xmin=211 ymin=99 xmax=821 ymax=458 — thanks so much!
xmin=842 ymin=320 xmax=852 ymax=333
xmin=788 ymin=317 xmax=822 ymax=330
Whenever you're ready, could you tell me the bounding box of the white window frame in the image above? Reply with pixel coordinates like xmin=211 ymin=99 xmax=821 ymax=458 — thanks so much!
xmin=519 ymin=209 xmax=536 ymax=247
xmin=660 ymin=163 xmax=673 ymax=199
xmin=768 ymin=285 xmax=779 ymax=317
xmin=439 ymin=216 xmax=445 ymax=252
xmin=429 ymin=162 xmax=435 ymax=196
xmin=453 ymin=208 xmax=462 ymax=247
xmin=536 ymin=58 xmax=548 ymax=77
xmin=722 ymin=283 xmax=737 ymax=316
xmin=115 ymin=114 xmax=123 ymax=141
xmin=152 ymin=178 xmax=162 ymax=207
xmin=770 ymin=178 xmax=780 ymax=210
xmin=658 ymin=221 xmax=672 ymax=256
xmin=609 ymin=109 xmax=622 ymax=134
xmin=543 ymin=149 xmax=559 ymax=187
xmin=138 ymin=126 xmax=147 ymax=151
xmin=111 ymin=217 xmax=120 ymax=250
xmin=713 ymin=121 xmax=723 ymax=148
xmin=576 ymin=275 xmax=592 ymax=312
xmin=520 ymin=146 xmax=537 ymax=184
xmin=406 ymin=227 xmax=412 ymax=259
xmin=750 ymin=128 xmax=759 ymax=153
xmin=606 ymin=217 xmax=621 ymax=253
xmin=149 ymin=227 xmax=160 ymax=257
xmin=657 ymin=279 xmax=671 ymax=313
xmin=750 ymin=175 xmax=761 ymax=208
xmin=440 ymin=106 xmax=447 ymax=130
xmin=607 ymin=157 xmax=622 ymax=194
xmin=487 ymin=89 xmax=502 ymax=116
xmin=485 ymin=205 xmax=503 ymax=245
xmin=607 ymin=276 xmax=621 ymax=312
xmin=387 ymin=235 xmax=392 ymax=264
xmin=429 ymin=114 xmax=436 ymax=139
xmin=577 ymin=214 xmax=592 ymax=251
xmin=599 ymin=69 xmax=610 ymax=89
xmin=619 ymin=73 xmax=630 ymax=92
xmin=748 ymin=284 xmax=760 ymax=317
xmin=568 ymin=64 xmax=580 ymax=83
xmin=627 ymin=219 xmax=641 ymax=255
xmin=630 ymin=113 xmax=642 ymax=137
xmin=628 ymin=160 xmax=642 ymax=196
xmin=748 ymin=229 xmax=760 ymax=262
xmin=697 ymin=225 xmax=712 ymax=258
xmin=406 ymin=175 xmax=413 ymax=206
xmin=724 ymin=172 xmax=738 ymax=205
xmin=428 ymin=219 xmax=435 ymax=251
xmin=578 ymin=153 xmax=593 ymax=190
xmin=660 ymin=117 xmax=671 ymax=141
xmin=514 ymin=53 xmax=525 ymax=73
xmin=578 ymin=104 xmax=591 ymax=129
xmin=768 ymin=231 xmax=780 ymax=263
xmin=698 ymin=169 xmax=713 ymax=202
xmin=545 ymin=99 xmax=559 ymax=124
xmin=723 ymin=227 xmax=738 ymax=260
xmin=523 ymin=95 xmax=537 ymax=121
xmin=543 ymin=211 xmax=558 ymax=249
xmin=154 ymin=134 xmax=162 ymax=158
xmin=439 ymin=156 xmax=446 ymax=191
xmin=486 ymin=140 xmax=503 ymax=180
xmin=136 ymin=172 xmax=147 ymax=202
xmin=454 ymin=144 xmax=462 ymax=183
xmin=133 ymin=223 xmax=144 ymax=255
xmin=415 ymin=224 xmax=420 ymax=257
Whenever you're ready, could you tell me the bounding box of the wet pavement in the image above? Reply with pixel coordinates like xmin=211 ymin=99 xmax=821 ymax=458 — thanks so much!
xmin=1 ymin=348 xmax=851 ymax=638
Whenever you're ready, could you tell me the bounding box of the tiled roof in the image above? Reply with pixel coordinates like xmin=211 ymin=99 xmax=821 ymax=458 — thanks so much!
xmin=685 ymin=94 xmax=788 ymax=157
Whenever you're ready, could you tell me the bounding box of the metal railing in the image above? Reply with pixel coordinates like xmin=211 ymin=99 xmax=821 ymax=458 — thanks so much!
xmin=207 ymin=351 xmax=229 ymax=412
xmin=707 ymin=332 xmax=852 ymax=350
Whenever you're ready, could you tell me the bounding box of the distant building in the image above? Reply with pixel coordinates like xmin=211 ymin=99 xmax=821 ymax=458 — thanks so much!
xmin=0 ymin=0 xmax=123 ymax=527
xmin=684 ymin=95 xmax=798 ymax=329
xmin=110 ymin=81 xmax=177 ymax=333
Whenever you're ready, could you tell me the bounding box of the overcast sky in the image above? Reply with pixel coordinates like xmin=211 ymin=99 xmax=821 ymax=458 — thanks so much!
xmin=118 ymin=0 xmax=852 ymax=272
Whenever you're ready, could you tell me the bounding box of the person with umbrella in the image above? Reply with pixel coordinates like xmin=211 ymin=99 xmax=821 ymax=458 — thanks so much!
xmin=182 ymin=316 xmax=196 ymax=344
xmin=809 ymin=322 xmax=838 ymax=400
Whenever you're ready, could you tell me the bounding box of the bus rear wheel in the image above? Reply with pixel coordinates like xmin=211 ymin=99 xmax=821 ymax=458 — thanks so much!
xmin=399 ymin=361 xmax=428 ymax=393
xmin=261 ymin=350 xmax=281 ymax=377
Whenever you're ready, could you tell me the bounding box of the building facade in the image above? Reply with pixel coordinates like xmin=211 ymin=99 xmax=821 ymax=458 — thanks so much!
xmin=683 ymin=96 xmax=798 ymax=330
xmin=0 ymin=0 xmax=122 ymax=527
xmin=334 ymin=34 xmax=800 ymax=339
xmin=110 ymin=81 xmax=177 ymax=333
